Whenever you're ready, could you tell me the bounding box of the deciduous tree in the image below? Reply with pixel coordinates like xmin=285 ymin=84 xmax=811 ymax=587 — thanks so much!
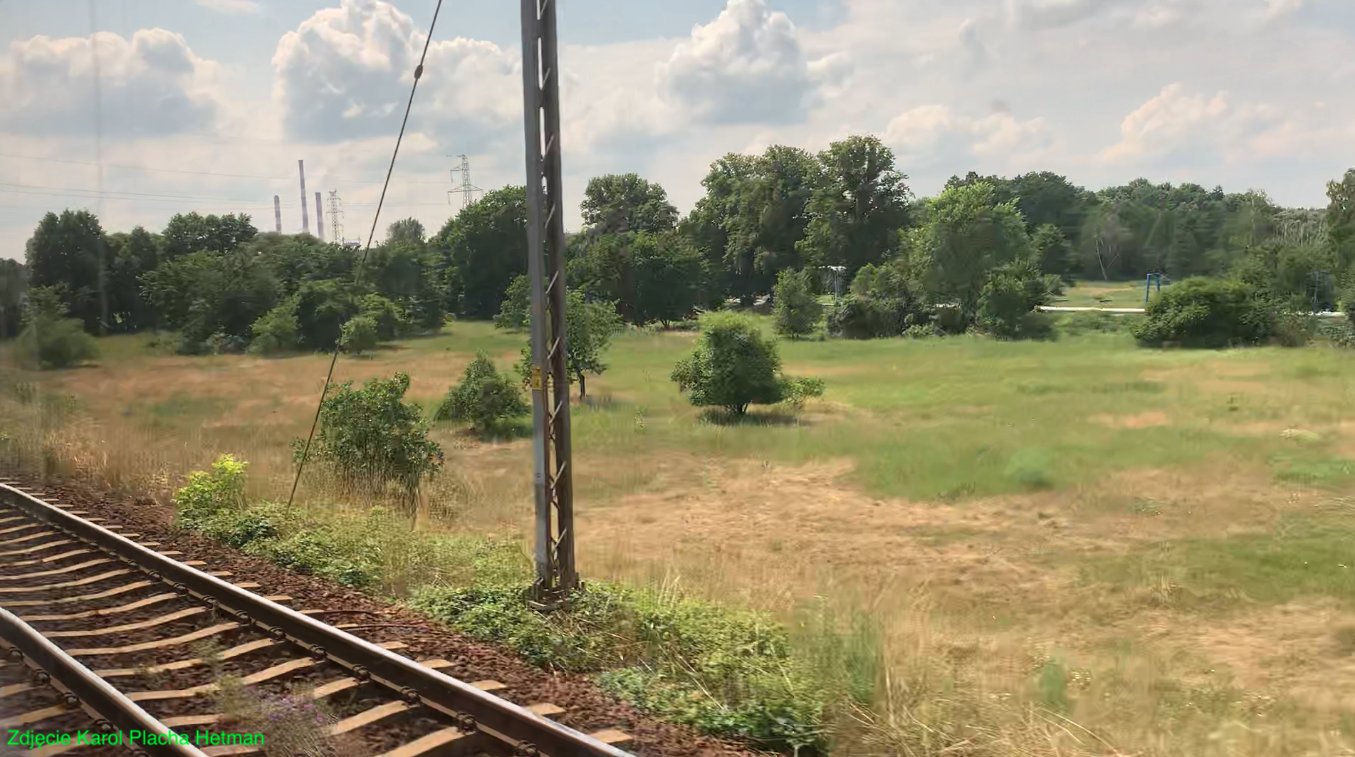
xmin=671 ymin=313 xmax=785 ymax=417
xmin=912 ymin=182 xmax=1032 ymax=324
xmin=581 ymin=174 xmax=679 ymax=235
xmin=438 ymin=186 xmax=527 ymax=319
xmin=162 ymin=212 xmax=257 ymax=259
xmin=25 ymin=210 xmax=105 ymax=333
xmin=797 ymin=135 xmax=913 ymax=275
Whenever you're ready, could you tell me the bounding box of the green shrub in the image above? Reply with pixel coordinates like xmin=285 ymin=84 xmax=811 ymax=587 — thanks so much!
xmin=509 ymin=290 xmax=623 ymax=400
xmin=15 ymin=317 xmax=98 ymax=369
xmin=357 ymin=294 xmax=411 ymax=340
xmin=249 ymin=299 xmax=300 ymax=355
xmin=772 ymin=269 xmax=823 ymax=339
xmin=1343 ymin=280 xmax=1355 ymax=329
xmin=15 ymin=286 xmax=98 ymax=369
xmin=436 ymin=352 xmax=529 ymax=433
xmin=173 ymin=454 xmax=249 ymax=531
xmin=648 ymin=318 xmax=700 ymax=332
xmin=1133 ymin=277 xmax=1276 ymax=348
xmin=411 ymin=580 xmax=825 ymax=752
xmin=206 ymin=331 xmax=248 ymax=355
xmin=1057 ymin=310 xmax=1139 ymax=337
xmin=934 ymin=304 xmax=968 ymax=335
xmin=828 ymin=296 xmax=918 ymax=339
xmin=293 ymin=280 xmax=359 ymax=351
xmin=247 ymin=527 xmax=379 ymax=588
xmin=295 ymin=373 xmax=443 ymax=494
xmin=1005 ymin=448 xmax=1055 ymax=491
xmin=782 ymin=376 xmax=826 ymax=409
xmin=1273 ymin=312 xmax=1315 ymax=348
xmin=338 ymin=315 xmax=379 ymax=356
xmin=977 ymin=260 xmax=1061 ymax=340
xmin=849 ymin=264 xmax=877 ymax=296
xmin=671 ymin=313 xmax=785 ymax=416
xmin=1316 ymin=318 xmax=1355 ymax=348
xmin=493 ymin=274 xmax=531 ymax=331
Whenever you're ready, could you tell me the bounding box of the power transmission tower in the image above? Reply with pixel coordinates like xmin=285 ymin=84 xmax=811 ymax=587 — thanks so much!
xmin=520 ymin=0 xmax=577 ymax=609
xmin=327 ymin=190 xmax=344 ymax=244
xmin=447 ymin=154 xmax=482 ymax=210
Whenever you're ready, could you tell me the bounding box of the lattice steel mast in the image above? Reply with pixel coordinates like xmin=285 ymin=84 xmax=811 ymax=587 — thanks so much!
xmin=447 ymin=154 xmax=482 ymax=210
xmin=327 ymin=190 xmax=344 ymax=244
xmin=520 ymin=0 xmax=576 ymax=608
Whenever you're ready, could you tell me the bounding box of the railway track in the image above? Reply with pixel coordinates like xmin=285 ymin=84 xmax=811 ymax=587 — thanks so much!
xmin=0 ymin=480 xmax=636 ymax=757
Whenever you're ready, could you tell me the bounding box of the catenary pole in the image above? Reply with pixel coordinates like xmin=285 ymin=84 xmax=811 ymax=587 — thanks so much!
xmin=519 ymin=0 xmax=577 ymax=608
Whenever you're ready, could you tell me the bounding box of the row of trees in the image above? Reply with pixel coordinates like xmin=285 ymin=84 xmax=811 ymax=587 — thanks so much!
xmin=8 ymin=133 xmax=1355 ymax=359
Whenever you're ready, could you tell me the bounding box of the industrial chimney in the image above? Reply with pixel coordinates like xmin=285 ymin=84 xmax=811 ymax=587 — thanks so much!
xmin=273 ymin=196 xmax=281 ymax=233
xmin=298 ymin=160 xmax=309 ymax=235
xmin=315 ymin=192 xmax=324 ymax=241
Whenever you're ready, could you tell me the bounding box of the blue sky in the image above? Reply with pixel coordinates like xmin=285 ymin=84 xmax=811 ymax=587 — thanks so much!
xmin=1 ymin=0 xmax=1353 ymax=257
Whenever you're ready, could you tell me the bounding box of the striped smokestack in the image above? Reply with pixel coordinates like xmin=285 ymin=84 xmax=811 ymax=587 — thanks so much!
xmin=298 ymin=160 xmax=309 ymax=234
xmin=273 ymin=196 xmax=281 ymax=233
xmin=315 ymin=192 xmax=324 ymax=241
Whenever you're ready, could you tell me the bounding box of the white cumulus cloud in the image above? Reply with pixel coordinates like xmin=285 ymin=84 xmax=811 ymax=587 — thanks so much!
xmin=194 ymin=0 xmax=264 ymax=15
xmin=658 ymin=0 xmax=851 ymax=125
xmin=0 ymin=29 xmax=224 ymax=138
xmin=1099 ymin=83 xmax=1267 ymax=163
xmin=883 ymin=105 xmax=1054 ymax=172
xmin=271 ymin=0 xmax=519 ymax=149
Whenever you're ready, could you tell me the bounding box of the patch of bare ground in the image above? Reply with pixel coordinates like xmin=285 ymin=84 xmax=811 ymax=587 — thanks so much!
xmin=575 ymin=454 xmax=1355 ymax=754
xmin=1129 ymin=600 xmax=1355 ymax=717
xmin=1090 ymin=410 xmax=1172 ymax=429
xmin=584 ymin=459 xmax=1210 ymax=616
xmin=1083 ymin=464 xmax=1316 ymax=537
xmin=1142 ymin=360 xmax=1281 ymax=397
xmin=782 ymin=362 xmax=868 ymax=378
xmin=52 ymin=351 xmax=478 ymax=415
xmin=580 ymin=456 xmax=1331 ymax=664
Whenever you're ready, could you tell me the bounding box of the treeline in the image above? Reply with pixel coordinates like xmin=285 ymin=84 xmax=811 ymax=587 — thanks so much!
xmin=5 ymin=134 xmax=1355 ymax=359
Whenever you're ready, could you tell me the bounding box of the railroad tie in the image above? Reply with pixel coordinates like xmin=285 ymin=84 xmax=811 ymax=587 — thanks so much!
xmin=0 ymin=568 xmax=134 ymax=594
xmin=65 ymin=621 xmax=242 ymax=657
xmin=0 ymin=579 xmax=155 ymax=607
xmin=0 ymin=539 xmax=74 ymax=557
xmin=1 ymin=548 xmax=96 ymax=568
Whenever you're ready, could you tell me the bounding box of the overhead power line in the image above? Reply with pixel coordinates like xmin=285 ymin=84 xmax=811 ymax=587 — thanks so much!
xmin=0 ymin=182 xmax=457 ymax=211
xmin=0 ymin=152 xmax=452 ymax=186
xmin=0 ymin=181 xmax=293 ymax=206
xmin=0 ymin=153 xmax=293 ymax=181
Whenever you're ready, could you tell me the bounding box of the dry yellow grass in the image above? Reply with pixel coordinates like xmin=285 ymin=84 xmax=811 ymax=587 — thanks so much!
xmin=5 ymin=323 xmax=1355 ymax=755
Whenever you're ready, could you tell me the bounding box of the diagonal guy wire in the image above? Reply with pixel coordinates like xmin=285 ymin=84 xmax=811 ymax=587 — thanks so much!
xmin=287 ymin=0 xmax=446 ymax=510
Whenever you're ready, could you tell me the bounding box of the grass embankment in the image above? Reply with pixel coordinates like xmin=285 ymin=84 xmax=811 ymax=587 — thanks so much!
xmin=169 ymin=455 xmax=860 ymax=751
xmin=3 ymin=283 xmax=1355 ymax=755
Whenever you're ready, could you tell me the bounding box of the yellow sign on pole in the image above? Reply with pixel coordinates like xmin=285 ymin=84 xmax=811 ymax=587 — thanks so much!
xmin=530 ymin=366 xmax=543 ymax=391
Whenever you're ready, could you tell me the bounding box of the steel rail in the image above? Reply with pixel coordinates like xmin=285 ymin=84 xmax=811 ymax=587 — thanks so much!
xmin=0 ymin=485 xmax=635 ymax=757
xmin=0 ymin=606 xmax=208 ymax=757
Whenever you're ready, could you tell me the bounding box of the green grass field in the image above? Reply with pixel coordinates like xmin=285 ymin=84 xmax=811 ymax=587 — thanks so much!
xmin=1052 ymin=278 xmax=1157 ymax=308
xmin=4 ymin=281 xmax=1355 ymax=755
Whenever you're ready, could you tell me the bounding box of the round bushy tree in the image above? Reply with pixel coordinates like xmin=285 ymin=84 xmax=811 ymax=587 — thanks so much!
xmin=671 ymin=313 xmax=785 ymax=416
xmin=977 ymin=258 xmax=1061 ymax=340
xmin=436 ymin=352 xmax=529 ymax=434
xmin=249 ymin=299 xmax=300 ymax=355
xmin=357 ymin=293 xmax=411 ymax=341
xmin=296 ymin=372 xmax=443 ymax=495
xmin=772 ymin=269 xmax=823 ymax=339
xmin=339 ymin=315 xmax=379 ymax=356
xmin=16 ymin=285 xmax=98 ymax=369
xmin=1132 ymin=277 xmax=1275 ymax=348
